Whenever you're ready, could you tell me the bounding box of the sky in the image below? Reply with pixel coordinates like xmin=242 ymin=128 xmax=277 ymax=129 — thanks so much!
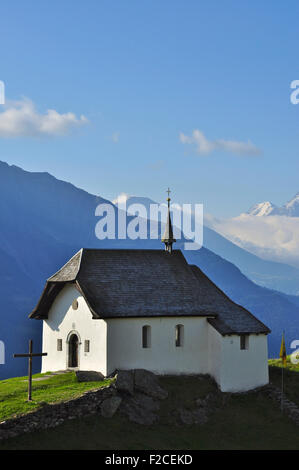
xmin=0 ymin=0 xmax=299 ymax=217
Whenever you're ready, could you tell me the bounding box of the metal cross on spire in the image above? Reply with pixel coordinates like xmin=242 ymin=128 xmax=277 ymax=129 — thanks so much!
xmin=166 ymin=188 xmax=171 ymax=208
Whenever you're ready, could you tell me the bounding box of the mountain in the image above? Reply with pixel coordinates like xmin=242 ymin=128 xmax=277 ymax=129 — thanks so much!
xmin=0 ymin=161 xmax=299 ymax=378
xmin=284 ymin=192 xmax=299 ymax=217
xmin=247 ymin=201 xmax=279 ymax=216
xmin=203 ymin=224 xmax=299 ymax=295
xmin=247 ymin=192 xmax=299 ymax=217
xmin=116 ymin=195 xmax=299 ymax=295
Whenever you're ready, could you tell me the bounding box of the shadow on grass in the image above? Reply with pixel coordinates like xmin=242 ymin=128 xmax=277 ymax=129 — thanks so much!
xmin=269 ymin=363 xmax=299 ymax=408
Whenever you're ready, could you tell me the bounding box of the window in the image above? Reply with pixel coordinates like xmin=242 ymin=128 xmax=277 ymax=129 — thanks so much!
xmin=84 ymin=340 xmax=90 ymax=353
xmin=72 ymin=299 xmax=78 ymax=310
xmin=142 ymin=325 xmax=151 ymax=348
xmin=57 ymin=339 xmax=62 ymax=351
xmin=240 ymin=334 xmax=249 ymax=350
xmin=175 ymin=324 xmax=184 ymax=347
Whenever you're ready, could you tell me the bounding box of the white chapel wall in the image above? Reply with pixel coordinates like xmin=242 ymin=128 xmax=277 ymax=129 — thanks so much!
xmin=207 ymin=323 xmax=222 ymax=386
xmin=42 ymin=284 xmax=108 ymax=375
xmin=106 ymin=316 xmax=210 ymax=375
xmin=41 ymin=284 xmax=269 ymax=393
xmin=217 ymin=333 xmax=269 ymax=392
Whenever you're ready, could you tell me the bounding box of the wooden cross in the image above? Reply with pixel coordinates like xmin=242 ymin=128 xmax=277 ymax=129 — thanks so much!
xmin=13 ymin=340 xmax=47 ymax=401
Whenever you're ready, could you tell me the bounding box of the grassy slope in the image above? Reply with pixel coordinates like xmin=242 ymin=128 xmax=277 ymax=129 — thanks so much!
xmin=269 ymin=356 xmax=299 ymax=408
xmin=0 ymin=372 xmax=111 ymax=421
xmin=1 ymin=363 xmax=299 ymax=450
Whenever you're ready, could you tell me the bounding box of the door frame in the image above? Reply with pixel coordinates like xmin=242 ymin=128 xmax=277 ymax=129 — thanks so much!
xmin=66 ymin=330 xmax=81 ymax=369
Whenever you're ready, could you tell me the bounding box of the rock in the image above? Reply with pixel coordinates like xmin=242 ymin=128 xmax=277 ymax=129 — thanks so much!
xmin=195 ymin=398 xmax=206 ymax=407
xmin=115 ymin=370 xmax=134 ymax=395
xmin=134 ymin=369 xmax=168 ymax=400
xmin=100 ymin=396 xmax=122 ymax=418
xmin=192 ymin=408 xmax=208 ymax=425
xmin=0 ymin=382 xmax=115 ymax=441
xmin=75 ymin=371 xmax=105 ymax=382
xmin=120 ymin=392 xmax=160 ymax=425
xmin=178 ymin=408 xmax=194 ymax=426
xmin=178 ymin=407 xmax=208 ymax=426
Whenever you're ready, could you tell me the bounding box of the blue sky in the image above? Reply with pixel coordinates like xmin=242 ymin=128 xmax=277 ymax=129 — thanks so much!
xmin=0 ymin=0 xmax=298 ymax=217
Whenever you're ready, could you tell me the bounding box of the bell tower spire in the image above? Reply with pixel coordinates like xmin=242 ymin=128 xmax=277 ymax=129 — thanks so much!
xmin=162 ymin=188 xmax=176 ymax=253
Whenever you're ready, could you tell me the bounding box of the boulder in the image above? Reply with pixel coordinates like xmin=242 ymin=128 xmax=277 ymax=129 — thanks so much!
xmin=75 ymin=371 xmax=105 ymax=382
xmin=100 ymin=396 xmax=122 ymax=418
xmin=120 ymin=393 xmax=160 ymax=425
xmin=115 ymin=370 xmax=134 ymax=395
xmin=134 ymin=369 xmax=168 ymax=400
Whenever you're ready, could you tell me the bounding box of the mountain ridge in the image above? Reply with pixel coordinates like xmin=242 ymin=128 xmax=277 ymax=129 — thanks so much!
xmin=247 ymin=192 xmax=299 ymax=217
xmin=0 ymin=161 xmax=298 ymax=378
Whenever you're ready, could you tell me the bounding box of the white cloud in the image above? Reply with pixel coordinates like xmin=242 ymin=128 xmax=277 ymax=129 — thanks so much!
xmin=205 ymin=213 xmax=299 ymax=267
xmin=0 ymin=98 xmax=88 ymax=137
xmin=112 ymin=192 xmax=131 ymax=205
xmin=179 ymin=129 xmax=261 ymax=156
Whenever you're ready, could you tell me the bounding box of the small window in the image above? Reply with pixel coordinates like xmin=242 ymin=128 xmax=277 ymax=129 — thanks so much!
xmin=72 ymin=299 xmax=78 ymax=310
xmin=57 ymin=339 xmax=62 ymax=351
xmin=142 ymin=325 xmax=151 ymax=348
xmin=84 ymin=340 xmax=90 ymax=353
xmin=175 ymin=324 xmax=184 ymax=347
xmin=240 ymin=334 xmax=249 ymax=350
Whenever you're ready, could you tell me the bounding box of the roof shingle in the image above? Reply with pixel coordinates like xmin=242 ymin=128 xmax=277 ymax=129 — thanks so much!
xmin=29 ymin=248 xmax=270 ymax=335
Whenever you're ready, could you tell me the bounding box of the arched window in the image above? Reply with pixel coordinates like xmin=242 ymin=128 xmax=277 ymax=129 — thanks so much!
xmin=175 ymin=324 xmax=184 ymax=347
xmin=142 ymin=325 xmax=151 ymax=348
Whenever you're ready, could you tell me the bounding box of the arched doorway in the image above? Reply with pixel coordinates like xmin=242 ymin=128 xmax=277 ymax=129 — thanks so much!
xmin=68 ymin=333 xmax=79 ymax=368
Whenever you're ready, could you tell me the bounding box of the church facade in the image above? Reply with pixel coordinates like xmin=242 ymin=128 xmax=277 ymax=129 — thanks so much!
xmin=30 ymin=247 xmax=270 ymax=393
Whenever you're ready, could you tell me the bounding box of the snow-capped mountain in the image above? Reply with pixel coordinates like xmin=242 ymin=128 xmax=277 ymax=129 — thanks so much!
xmin=284 ymin=192 xmax=299 ymax=216
xmin=207 ymin=191 xmax=299 ymax=271
xmin=247 ymin=192 xmax=299 ymax=217
xmin=247 ymin=201 xmax=278 ymax=216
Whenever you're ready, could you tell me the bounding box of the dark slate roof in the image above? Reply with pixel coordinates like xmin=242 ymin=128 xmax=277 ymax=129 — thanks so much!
xmin=190 ymin=265 xmax=270 ymax=335
xmin=29 ymin=248 xmax=270 ymax=335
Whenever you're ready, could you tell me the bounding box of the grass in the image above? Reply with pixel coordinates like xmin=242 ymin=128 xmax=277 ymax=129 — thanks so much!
xmin=1 ymin=361 xmax=299 ymax=450
xmin=1 ymin=396 xmax=299 ymax=450
xmin=269 ymin=355 xmax=299 ymax=408
xmin=0 ymin=371 xmax=112 ymax=422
